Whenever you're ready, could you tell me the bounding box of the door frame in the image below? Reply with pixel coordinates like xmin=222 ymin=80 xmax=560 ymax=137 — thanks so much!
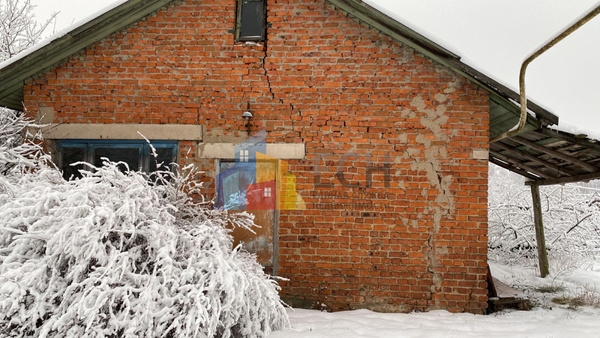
xmin=215 ymin=158 xmax=280 ymax=275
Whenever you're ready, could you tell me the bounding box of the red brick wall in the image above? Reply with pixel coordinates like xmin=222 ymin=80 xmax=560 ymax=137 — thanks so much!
xmin=24 ymin=0 xmax=489 ymax=313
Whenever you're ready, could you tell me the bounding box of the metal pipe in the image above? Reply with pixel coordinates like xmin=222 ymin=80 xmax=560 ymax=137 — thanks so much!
xmin=490 ymin=4 xmax=600 ymax=143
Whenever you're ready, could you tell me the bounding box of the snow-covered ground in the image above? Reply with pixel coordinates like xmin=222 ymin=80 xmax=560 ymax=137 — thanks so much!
xmin=269 ymin=262 xmax=600 ymax=338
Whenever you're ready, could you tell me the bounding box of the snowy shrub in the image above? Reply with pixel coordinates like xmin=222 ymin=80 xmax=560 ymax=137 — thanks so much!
xmin=488 ymin=164 xmax=600 ymax=268
xmin=0 ymin=114 xmax=289 ymax=337
xmin=0 ymin=110 xmax=47 ymax=178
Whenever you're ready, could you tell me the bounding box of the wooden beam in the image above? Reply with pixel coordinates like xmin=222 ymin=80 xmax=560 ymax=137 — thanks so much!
xmin=529 ymin=182 xmax=550 ymax=278
xmin=489 ymin=150 xmax=551 ymax=179
xmin=493 ymin=142 xmax=574 ymax=177
xmin=489 ymin=158 xmax=540 ymax=181
xmin=512 ymin=136 xmax=598 ymax=173
xmin=538 ymin=128 xmax=600 ymax=153
xmin=528 ymin=171 xmax=600 ymax=186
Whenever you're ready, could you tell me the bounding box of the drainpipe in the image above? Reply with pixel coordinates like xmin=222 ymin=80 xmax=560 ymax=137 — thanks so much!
xmin=490 ymin=4 xmax=600 ymax=143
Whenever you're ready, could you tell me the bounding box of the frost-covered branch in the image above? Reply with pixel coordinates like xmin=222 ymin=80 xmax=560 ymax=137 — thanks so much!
xmin=488 ymin=164 xmax=600 ymax=268
xmin=0 ymin=113 xmax=289 ymax=337
xmin=0 ymin=0 xmax=57 ymax=62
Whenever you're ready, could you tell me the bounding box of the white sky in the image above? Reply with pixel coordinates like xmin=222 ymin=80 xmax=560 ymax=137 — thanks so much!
xmin=30 ymin=0 xmax=600 ymax=133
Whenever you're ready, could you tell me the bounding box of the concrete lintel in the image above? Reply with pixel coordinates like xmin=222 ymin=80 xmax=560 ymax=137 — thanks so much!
xmin=41 ymin=123 xmax=203 ymax=141
xmin=199 ymin=143 xmax=305 ymax=159
xmin=472 ymin=149 xmax=489 ymax=160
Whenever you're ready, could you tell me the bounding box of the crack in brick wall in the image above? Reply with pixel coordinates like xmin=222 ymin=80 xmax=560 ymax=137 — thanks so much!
xmin=23 ymin=0 xmax=490 ymax=314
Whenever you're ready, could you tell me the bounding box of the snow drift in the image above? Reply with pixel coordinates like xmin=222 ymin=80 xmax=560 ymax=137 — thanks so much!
xmin=0 ymin=111 xmax=289 ymax=337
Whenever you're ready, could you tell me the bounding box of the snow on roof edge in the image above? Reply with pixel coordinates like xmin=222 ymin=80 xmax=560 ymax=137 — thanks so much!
xmin=0 ymin=0 xmax=128 ymax=70
xmin=362 ymin=0 xmax=556 ymax=118
xmin=549 ymin=122 xmax=600 ymax=142
xmin=363 ymin=0 xmax=463 ymax=57
xmin=0 ymin=0 xmax=558 ymax=123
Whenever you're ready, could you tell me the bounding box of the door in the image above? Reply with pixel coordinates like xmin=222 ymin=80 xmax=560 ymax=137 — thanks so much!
xmin=217 ymin=161 xmax=278 ymax=274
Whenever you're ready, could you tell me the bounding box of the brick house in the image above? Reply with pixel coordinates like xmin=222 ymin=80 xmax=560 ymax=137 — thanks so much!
xmin=0 ymin=0 xmax=560 ymax=313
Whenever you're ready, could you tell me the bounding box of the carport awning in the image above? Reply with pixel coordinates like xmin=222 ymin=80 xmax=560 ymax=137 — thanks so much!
xmin=490 ymin=127 xmax=600 ymax=186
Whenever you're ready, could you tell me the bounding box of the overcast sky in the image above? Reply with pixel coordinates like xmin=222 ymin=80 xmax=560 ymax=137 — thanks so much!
xmin=31 ymin=0 xmax=600 ymax=133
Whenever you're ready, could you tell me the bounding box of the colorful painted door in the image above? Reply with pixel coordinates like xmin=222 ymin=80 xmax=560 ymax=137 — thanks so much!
xmin=217 ymin=161 xmax=277 ymax=274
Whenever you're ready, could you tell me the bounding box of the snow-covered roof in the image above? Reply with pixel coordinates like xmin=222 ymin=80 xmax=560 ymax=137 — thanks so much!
xmin=0 ymin=0 xmax=557 ymax=128
xmin=550 ymin=122 xmax=600 ymax=142
xmin=0 ymin=0 xmax=176 ymax=110
xmin=1 ymin=0 xmax=598 ymax=184
xmin=0 ymin=0 xmax=128 ymax=70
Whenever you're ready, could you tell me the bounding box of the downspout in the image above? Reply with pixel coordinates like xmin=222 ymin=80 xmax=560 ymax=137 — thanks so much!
xmin=490 ymin=3 xmax=600 ymax=143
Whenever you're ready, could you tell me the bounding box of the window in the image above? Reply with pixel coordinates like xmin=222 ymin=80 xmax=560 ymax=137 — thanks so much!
xmin=236 ymin=0 xmax=266 ymax=42
xmin=57 ymin=140 xmax=177 ymax=180
xmin=239 ymin=149 xmax=249 ymax=162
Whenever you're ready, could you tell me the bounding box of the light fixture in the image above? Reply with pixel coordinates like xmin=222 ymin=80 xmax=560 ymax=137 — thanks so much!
xmin=242 ymin=102 xmax=253 ymax=135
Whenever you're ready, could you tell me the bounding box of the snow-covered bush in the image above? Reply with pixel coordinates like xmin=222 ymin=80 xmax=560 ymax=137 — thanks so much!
xmin=0 ymin=110 xmax=47 ymax=179
xmin=0 ymin=113 xmax=289 ymax=337
xmin=488 ymin=164 xmax=600 ymax=269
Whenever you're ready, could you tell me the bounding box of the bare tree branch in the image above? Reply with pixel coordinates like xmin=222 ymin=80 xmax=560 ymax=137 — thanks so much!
xmin=0 ymin=0 xmax=58 ymax=62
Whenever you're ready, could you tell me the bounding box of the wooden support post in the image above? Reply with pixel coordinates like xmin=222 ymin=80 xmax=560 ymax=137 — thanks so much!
xmin=530 ymin=182 xmax=550 ymax=277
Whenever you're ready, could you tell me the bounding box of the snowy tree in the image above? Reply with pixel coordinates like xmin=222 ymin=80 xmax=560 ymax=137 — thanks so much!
xmin=0 ymin=110 xmax=49 ymax=179
xmin=0 ymin=110 xmax=289 ymax=337
xmin=488 ymin=164 xmax=600 ymax=270
xmin=0 ymin=0 xmax=57 ymax=61
xmin=1 ymin=0 xmax=57 ymax=135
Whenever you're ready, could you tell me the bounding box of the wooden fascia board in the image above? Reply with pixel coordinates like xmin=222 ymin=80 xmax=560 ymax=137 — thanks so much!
xmin=448 ymin=60 xmax=558 ymax=126
xmin=489 ymin=92 xmax=540 ymax=139
xmin=490 ymin=157 xmax=539 ymax=181
xmin=2 ymin=88 xmax=23 ymax=111
xmin=0 ymin=0 xmax=175 ymax=108
xmin=527 ymin=171 xmax=600 ymax=186
xmin=67 ymin=0 xmax=173 ymax=38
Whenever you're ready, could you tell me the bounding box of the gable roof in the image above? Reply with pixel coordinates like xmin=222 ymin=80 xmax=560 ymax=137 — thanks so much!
xmin=0 ymin=0 xmax=557 ymax=134
xmin=2 ymin=0 xmax=599 ymax=184
xmin=0 ymin=0 xmax=174 ymax=110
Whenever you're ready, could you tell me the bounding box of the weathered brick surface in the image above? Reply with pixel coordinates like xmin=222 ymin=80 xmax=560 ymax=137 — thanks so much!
xmin=24 ymin=0 xmax=489 ymax=313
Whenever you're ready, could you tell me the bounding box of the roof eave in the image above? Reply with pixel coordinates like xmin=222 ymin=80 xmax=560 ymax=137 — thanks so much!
xmin=0 ymin=0 xmax=176 ymax=111
xmin=327 ymin=0 xmax=559 ymax=129
xmin=0 ymin=0 xmax=560 ymax=134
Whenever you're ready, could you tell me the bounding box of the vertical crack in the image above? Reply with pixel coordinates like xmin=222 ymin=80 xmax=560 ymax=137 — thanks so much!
xmin=261 ymin=47 xmax=275 ymax=100
xmin=426 ymin=234 xmax=435 ymax=274
xmin=258 ymin=0 xmax=274 ymax=101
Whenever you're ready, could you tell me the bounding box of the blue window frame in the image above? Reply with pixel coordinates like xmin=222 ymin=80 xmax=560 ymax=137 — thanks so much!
xmin=56 ymin=140 xmax=177 ymax=180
